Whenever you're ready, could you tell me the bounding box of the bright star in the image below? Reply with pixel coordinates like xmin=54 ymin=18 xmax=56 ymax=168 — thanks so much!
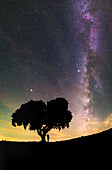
xmin=30 ymin=88 xmax=33 ymax=92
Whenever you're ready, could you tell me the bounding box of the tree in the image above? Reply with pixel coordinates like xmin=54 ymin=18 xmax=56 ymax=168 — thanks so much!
xmin=11 ymin=98 xmax=73 ymax=142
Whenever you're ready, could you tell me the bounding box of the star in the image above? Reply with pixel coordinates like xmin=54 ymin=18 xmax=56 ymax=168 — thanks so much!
xmin=30 ymin=89 xmax=33 ymax=92
xmin=77 ymin=69 xmax=81 ymax=73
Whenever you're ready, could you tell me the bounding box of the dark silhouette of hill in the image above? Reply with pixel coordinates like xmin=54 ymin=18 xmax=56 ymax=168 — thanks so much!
xmin=60 ymin=127 xmax=112 ymax=144
xmin=1 ymin=128 xmax=112 ymax=170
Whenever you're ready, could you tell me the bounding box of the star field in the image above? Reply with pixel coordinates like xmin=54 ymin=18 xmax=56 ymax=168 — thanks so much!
xmin=0 ymin=0 xmax=112 ymax=141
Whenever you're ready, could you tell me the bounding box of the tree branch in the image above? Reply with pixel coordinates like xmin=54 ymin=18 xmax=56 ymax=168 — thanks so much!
xmin=37 ymin=129 xmax=42 ymax=137
xmin=43 ymin=126 xmax=52 ymax=135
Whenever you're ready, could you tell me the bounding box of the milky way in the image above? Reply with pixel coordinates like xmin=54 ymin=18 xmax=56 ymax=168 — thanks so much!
xmin=71 ymin=0 xmax=112 ymax=134
xmin=77 ymin=0 xmax=102 ymax=121
xmin=0 ymin=0 xmax=112 ymax=141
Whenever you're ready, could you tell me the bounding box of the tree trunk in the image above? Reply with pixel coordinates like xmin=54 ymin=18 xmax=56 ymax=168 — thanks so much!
xmin=37 ymin=127 xmax=51 ymax=142
xmin=41 ymin=134 xmax=46 ymax=143
xmin=37 ymin=129 xmax=46 ymax=142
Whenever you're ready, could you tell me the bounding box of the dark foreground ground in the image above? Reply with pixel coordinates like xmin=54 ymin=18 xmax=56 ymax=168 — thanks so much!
xmin=1 ymin=128 xmax=112 ymax=170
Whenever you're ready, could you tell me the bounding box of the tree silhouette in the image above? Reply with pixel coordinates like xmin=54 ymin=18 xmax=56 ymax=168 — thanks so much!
xmin=11 ymin=98 xmax=73 ymax=142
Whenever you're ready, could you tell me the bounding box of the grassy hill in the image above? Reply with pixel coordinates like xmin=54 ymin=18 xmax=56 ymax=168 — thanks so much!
xmin=62 ymin=127 xmax=112 ymax=144
xmin=1 ymin=128 xmax=112 ymax=170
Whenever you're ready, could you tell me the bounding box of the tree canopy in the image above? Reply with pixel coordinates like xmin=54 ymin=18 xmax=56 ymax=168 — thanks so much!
xmin=11 ymin=98 xmax=73 ymax=142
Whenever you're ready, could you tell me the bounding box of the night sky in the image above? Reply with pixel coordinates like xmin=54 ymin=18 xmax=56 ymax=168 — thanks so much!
xmin=0 ymin=0 xmax=112 ymax=141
